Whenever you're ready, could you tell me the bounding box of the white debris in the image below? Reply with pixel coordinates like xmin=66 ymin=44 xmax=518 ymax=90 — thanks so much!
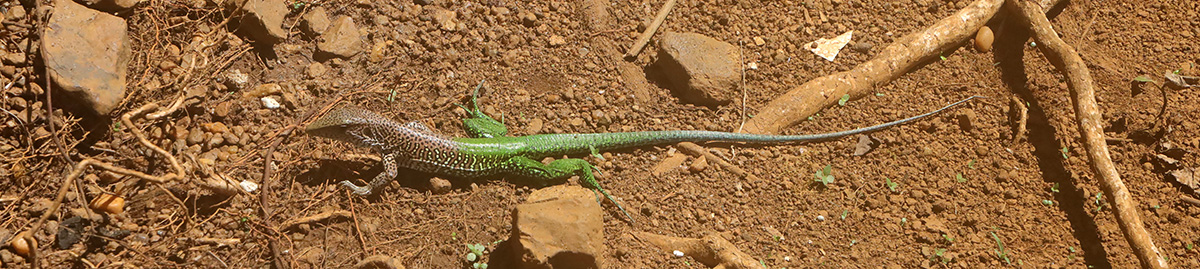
xmin=747 ymin=62 xmax=758 ymax=70
xmin=804 ymin=30 xmax=854 ymax=61
xmin=816 ymin=215 xmax=825 ymax=221
xmin=261 ymin=96 xmax=281 ymax=109
xmin=240 ymin=180 xmax=259 ymax=193
xmin=672 ymin=250 xmax=685 ymax=257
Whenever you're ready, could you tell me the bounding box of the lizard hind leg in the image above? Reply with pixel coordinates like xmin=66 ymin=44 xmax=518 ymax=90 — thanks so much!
xmin=457 ymin=80 xmax=509 ymax=138
xmin=501 ymin=156 xmax=634 ymax=222
xmin=339 ymin=153 xmax=400 ymax=196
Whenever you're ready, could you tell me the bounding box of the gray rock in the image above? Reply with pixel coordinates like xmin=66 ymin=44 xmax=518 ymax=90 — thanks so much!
xmin=227 ymin=0 xmax=288 ymax=44
xmin=510 ymin=185 xmax=604 ymax=268
xmin=301 ymin=6 xmax=331 ymax=36
xmin=42 ymin=0 xmax=131 ymax=115
xmin=317 ymin=16 xmax=364 ymax=60
xmin=656 ymin=32 xmax=741 ymax=106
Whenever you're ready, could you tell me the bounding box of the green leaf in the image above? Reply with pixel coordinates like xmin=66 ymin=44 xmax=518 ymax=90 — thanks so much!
xmin=885 ymin=177 xmax=898 ymax=192
xmin=967 ymin=159 xmax=976 ymax=169
xmin=838 ymin=94 xmax=850 ymax=106
xmin=840 ymin=209 xmax=849 ymax=220
xmin=875 ymin=92 xmax=885 ymax=97
xmin=1133 ymin=75 xmax=1155 ymax=83
xmin=1051 ymin=182 xmax=1060 ymax=193
xmin=823 ymin=165 xmax=832 ymax=175
xmin=956 ymin=173 xmax=966 ymax=183
xmin=1042 ymin=200 xmax=1054 ymax=206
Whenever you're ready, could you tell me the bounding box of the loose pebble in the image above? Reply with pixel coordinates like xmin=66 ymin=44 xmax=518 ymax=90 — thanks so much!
xmin=672 ymin=250 xmax=685 ymax=257
xmin=975 ymin=26 xmax=994 ymax=52
xmin=89 ymin=193 xmax=125 ymax=214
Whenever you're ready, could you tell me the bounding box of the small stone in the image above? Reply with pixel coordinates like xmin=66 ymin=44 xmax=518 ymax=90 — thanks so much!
xmin=753 ymin=36 xmax=765 ymax=46
xmin=851 ymin=41 xmax=873 ymax=52
xmin=569 ymin=118 xmax=584 ymax=126
xmin=430 ymin=8 xmax=458 ymax=31
xmin=957 ymin=109 xmax=976 ymax=132
xmin=186 ymin=128 xmax=204 ymax=145
xmin=306 ymin=62 xmax=328 ymax=78
xmin=317 ymin=16 xmax=364 ymax=60
xmin=688 ymin=155 xmax=708 ymax=173
xmin=230 ymin=0 xmax=288 ymax=44
xmin=974 ymin=26 xmax=994 ymax=52
xmin=301 ymin=6 xmax=331 ymax=36
xmin=201 ymin=122 xmax=229 ymax=133
xmin=5 ymin=4 xmax=26 ymax=21
xmin=214 ymin=102 xmax=232 ymax=118
xmin=547 ymin=35 xmax=566 ymax=47
xmin=526 ymin=118 xmax=544 ymax=134
xmin=429 ymin=177 xmax=451 ymax=194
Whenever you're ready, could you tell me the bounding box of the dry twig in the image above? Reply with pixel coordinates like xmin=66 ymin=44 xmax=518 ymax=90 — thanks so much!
xmin=1004 ymin=0 xmax=1166 ymax=267
xmin=623 ymin=0 xmax=677 ymax=59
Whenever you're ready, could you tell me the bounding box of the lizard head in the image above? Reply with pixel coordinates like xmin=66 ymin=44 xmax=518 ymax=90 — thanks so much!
xmin=305 ymin=106 xmax=382 ymax=141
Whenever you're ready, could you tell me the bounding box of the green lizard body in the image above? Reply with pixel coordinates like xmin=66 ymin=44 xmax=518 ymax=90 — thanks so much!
xmin=306 ymin=84 xmax=981 ymax=220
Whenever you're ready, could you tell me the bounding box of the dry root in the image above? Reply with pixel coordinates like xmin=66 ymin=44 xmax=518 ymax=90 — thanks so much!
xmin=633 ymin=232 xmax=765 ymax=269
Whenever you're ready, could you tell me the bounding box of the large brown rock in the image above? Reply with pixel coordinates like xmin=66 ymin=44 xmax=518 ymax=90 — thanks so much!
xmin=43 ymin=0 xmax=131 ymax=116
xmin=226 ymin=0 xmax=288 ymax=44
xmin=510 ymin=185 xmax=604 ymax=268
xmin=656 ymin=32 xmax=741 ymax=107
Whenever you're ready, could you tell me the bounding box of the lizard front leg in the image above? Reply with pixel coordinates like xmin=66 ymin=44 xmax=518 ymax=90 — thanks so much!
xmin=339 ymin=152 xmax=399 ymax=195
xmin=500 ymin=156 xmax=633 ymax=222
xmin=457 ymin=80 xmax=509 ymax=138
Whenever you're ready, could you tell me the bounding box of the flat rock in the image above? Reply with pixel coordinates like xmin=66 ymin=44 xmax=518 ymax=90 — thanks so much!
xmin=227 ymin=0 xmax=287 ymax=44
xmin=81 ymin=0 xmax=145 ymax=11
xmin=657 ymin=32 xmax=740 ymax=107
xmin=43 ymin=0 xmax=131 ymax=115
xmin=317 ymin=16 xmax=364 ymax=60
xmin=511 ymin=185 xmax=604 ymax=268
xmin=301 ymin=6 xmax=331 ymax=36
xmin=353 ymin=255 xmax=406 ymax=269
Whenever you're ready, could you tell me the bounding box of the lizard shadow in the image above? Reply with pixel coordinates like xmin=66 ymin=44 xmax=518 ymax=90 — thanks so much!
xmin=297 ymin=159 xmax=563 ymax=195
xmin=993 ymin=4 xmax=1111 ymax=267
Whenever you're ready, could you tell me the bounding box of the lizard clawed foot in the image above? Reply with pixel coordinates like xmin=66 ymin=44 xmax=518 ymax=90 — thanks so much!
xmin=339 ymin=180 xmax=374 ymax=196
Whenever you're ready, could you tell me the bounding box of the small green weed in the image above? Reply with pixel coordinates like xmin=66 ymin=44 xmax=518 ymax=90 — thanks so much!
xmin=942 ymin=234 xmax=954 ymax=243
xmin=991 ymin=230 xmax=1011 ymax=265
xmin=1132 ymin=75 xmax=1155 ymax=83
xmin=840 ymin=210 xmax=849 ymax=220
xmin=967 ymin=159 xmax=976 ymax=169
xmin=838 ymin=94 xmax=850 ymax=106
xmin=1061 ymin=146 xmax=1070 ymax=159
xmin=1051 ymin=182 xmax=1060 ymax=193
xmin=814 ymin=165 xmax=835 ymax=187
xmin=465 ymin=243 xmax=488 ymax=268
xmin=885 ymin=177 xmax=898 ymax=192
xmin=956 ymin=173 xmax=967 ymax=183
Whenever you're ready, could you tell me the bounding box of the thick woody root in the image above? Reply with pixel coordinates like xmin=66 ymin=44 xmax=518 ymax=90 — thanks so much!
xmin=633 ymin=232 xmax=765 ymax=269
xmin=1003 ymin=0 xmax=1167 ymax=268
xmin=742 ymin=0 xmax=1060 ymax=135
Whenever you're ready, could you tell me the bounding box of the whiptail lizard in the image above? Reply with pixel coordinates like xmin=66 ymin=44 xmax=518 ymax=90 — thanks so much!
xmin=306 ymin=83 xmax=982 ymax=220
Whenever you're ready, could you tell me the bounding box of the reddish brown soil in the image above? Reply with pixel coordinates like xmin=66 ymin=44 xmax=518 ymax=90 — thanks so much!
xmin=2 ymin=0 xmax=1198 ymax=268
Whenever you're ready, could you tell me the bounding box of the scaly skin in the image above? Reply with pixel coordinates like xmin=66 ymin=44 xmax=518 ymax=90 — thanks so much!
xmin=306 ymin=84 xmax=982 ymax=221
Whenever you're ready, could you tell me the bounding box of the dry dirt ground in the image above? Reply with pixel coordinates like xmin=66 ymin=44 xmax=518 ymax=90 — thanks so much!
xmin=2 ymin=0 xmax=1199 ymax=268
